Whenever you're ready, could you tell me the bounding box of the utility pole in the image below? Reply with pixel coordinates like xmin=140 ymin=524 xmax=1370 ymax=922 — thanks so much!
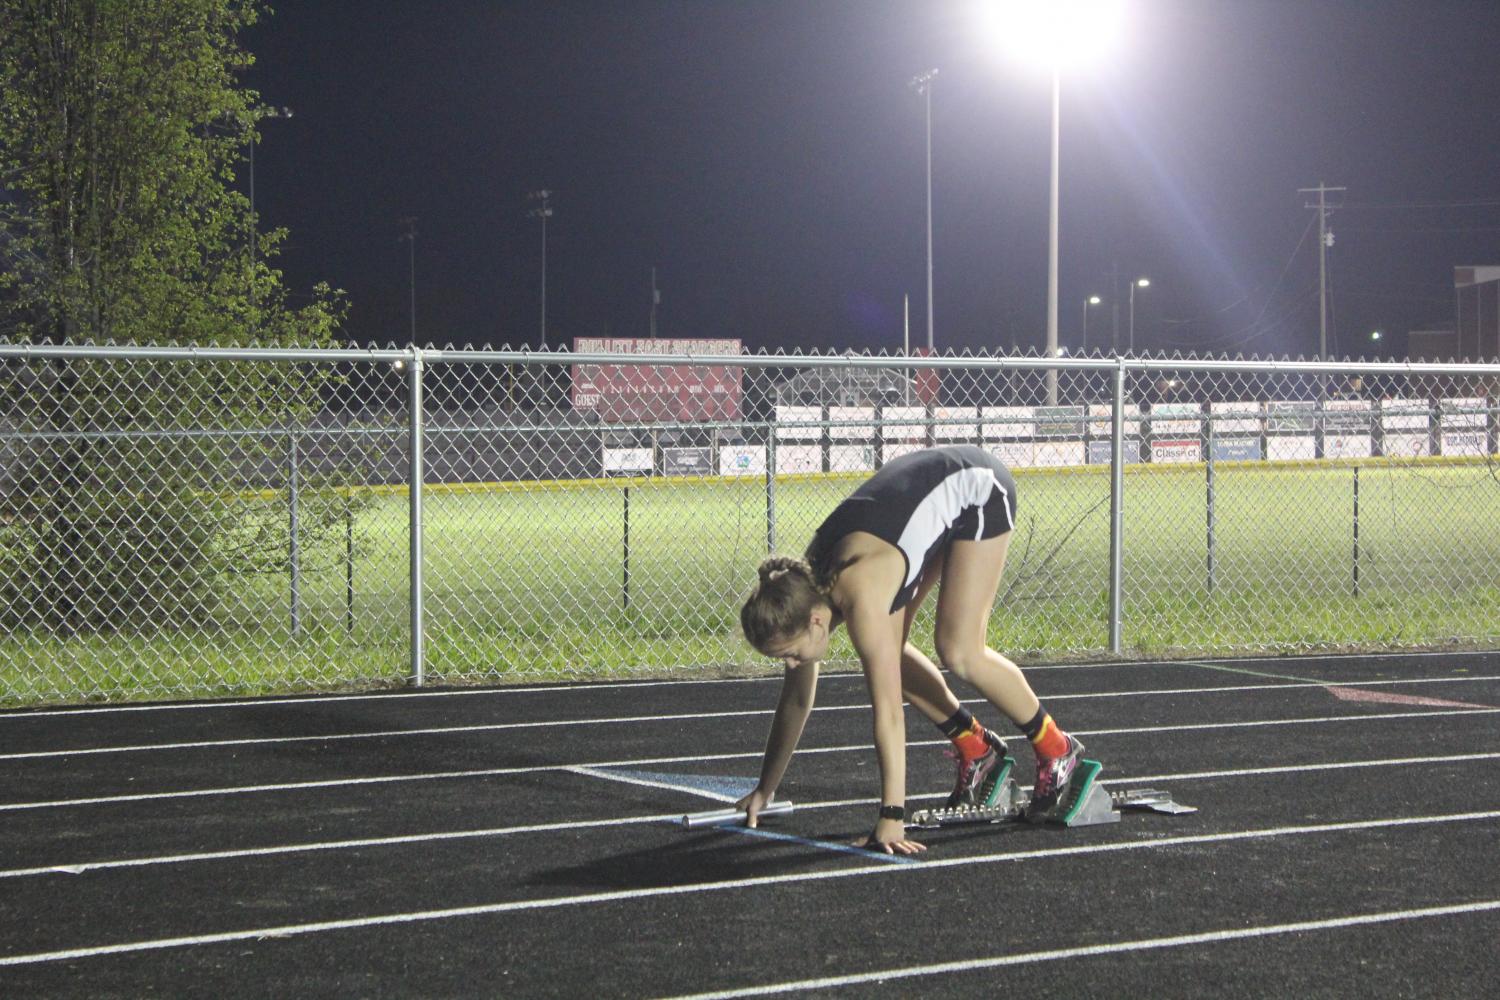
xmin=1299 ymin=182 xmax=1346 ymax=361
xmin=398 ymin=217 xmax=417 ymax=343
xmin=527 ymin=190 xmax=553 ymax=348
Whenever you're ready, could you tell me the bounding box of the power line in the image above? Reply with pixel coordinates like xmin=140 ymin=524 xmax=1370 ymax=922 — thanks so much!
xmin=1343 ymin=198 xmax=1500 ymax=210
xmin=1336 ymin=225 xmax=1500 ymax=235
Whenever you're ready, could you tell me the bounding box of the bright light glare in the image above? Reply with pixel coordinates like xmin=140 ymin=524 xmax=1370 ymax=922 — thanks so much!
xmin=1135 ymin=277 xmax=1151 ymax=288
xmin=980 ymin=0 xmax=1127 ymax=72
xmin=1088 ymin=294 xmax=1102 ymax=304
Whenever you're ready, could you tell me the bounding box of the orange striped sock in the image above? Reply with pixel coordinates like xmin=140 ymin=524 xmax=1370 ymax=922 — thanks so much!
xmin=1022 ymin=708 xmax=1070 ymax=759
xmin=939 ymin=708 xmax=992 ymax=761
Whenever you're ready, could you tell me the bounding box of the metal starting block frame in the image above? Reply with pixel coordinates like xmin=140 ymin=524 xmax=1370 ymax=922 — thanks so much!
xmin=909 ymin=758 xmax=1196 ymax=830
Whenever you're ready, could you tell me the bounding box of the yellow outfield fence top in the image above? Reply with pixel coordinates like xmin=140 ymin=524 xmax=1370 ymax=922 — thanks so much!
xmin=229 ymin=451 xmax=1494 ymax=502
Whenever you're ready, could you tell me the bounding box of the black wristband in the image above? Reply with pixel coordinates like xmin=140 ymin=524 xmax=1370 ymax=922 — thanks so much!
xmin=878 ymin=805 xmax=905 ymax=821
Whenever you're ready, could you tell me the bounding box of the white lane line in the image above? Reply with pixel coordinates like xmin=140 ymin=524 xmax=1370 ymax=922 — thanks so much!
xmin=4 ymin=751 xmax=1497 ymax=881
xmin=7 ymin=676 xmax=1499 ymax=761
xmin=564 ymin=766 xmax=738 ymax=803
xmin=0 ymin=709 xmax=788 ymax=761
xmin=1 ymin=808 xmax=1497 ymax=969
xmin=0 ymin=676 xmax=785 ymax=720
xmin=660 ymin=899 xmax=1500 ymax=999
xmin=5 ymin=648 xmax=1490 ymax=719
xmin=4 ymin=708 xmax=1497 ymax=813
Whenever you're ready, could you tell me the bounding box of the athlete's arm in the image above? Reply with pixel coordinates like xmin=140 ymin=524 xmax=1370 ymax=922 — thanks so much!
xmin=844 ymin=596 xmax=925 ymax=854
xmin=737 ymin=660 xmax=818 ymax=826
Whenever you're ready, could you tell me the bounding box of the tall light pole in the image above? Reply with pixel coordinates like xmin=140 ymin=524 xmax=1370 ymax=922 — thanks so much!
xmin=910 ymin=69 xmax=938 ymax=353
xmin=1128 ymin=276 xmax=1149 ymax=353
xmin=1046 ymin=66 xmax=1061 ymax=402
xmin=528 ymin=190 xmax=553 ymax=348
xmin=398 ymin=218 xmax=417 ymax=344
xmin=1082 ymin=294 xmax=1101 ymax=353
xmin=983 ymin=0 xmax=1125 ymax=401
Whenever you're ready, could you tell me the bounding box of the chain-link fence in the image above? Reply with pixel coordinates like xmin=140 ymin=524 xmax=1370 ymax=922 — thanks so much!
xmin=3 ymin=342 xmax=1498 ymax=705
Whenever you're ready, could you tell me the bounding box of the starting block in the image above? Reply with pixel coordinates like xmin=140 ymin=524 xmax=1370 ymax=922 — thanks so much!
xmin=908 ymin=757 xmax=1195 ymax=830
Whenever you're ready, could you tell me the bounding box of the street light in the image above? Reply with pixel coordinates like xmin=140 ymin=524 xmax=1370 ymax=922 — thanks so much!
xmin=1082 ymin=294 xmax=1101 ymax=353
xmin=1128 ymin=277 xmax=1149 ymax=354
xmin=981 ymin=0 xmax=1126 ymax=403
xmin=910 ymin=69 xmax=938 ymax=353
xmin=527 ymin=190 xmax=554 ymax=348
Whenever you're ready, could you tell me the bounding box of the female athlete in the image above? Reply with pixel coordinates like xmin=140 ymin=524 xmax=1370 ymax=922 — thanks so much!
xmin=738 ymin=445 xmax=1083 ymax=854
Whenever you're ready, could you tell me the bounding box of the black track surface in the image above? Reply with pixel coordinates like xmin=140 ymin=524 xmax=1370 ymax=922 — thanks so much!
xmin=2 ymin=651 xmax=1498 ymax=998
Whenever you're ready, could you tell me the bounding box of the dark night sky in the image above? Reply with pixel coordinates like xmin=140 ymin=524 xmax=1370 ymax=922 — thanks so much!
xmin=242 ymin=1 xmax=1500 ymax=358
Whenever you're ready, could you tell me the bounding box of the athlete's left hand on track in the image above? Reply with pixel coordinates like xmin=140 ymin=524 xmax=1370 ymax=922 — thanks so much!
xmin=854 ymin=817 xmax=926 ymax=855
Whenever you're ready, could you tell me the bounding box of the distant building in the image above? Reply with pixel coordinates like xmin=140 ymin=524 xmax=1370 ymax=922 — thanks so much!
xmin=1455 ymin=265 xmax=1500 ymax=361
xmin=1408 ymin=326 xmax=1458 ymax=361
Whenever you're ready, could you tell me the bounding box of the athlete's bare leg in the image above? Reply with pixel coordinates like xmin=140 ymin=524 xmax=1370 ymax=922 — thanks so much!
xmin=931 ymin=532 xmax=1041 ymax=725
xmin=895 ymin=552 xmax=963 ymax=725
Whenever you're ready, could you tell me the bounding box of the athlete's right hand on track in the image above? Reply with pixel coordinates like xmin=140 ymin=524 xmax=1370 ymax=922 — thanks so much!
xmin=736 ymin=786 xmax=775 ymax=828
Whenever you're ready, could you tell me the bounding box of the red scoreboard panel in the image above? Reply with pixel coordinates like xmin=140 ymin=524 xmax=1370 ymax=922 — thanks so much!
xmin=571 ymin=338 xmax=744 ymax=422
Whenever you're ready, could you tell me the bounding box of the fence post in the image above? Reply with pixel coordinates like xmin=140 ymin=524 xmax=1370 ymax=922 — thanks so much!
xmin=408 ymin=348 xmax=426 ymax=687
xmin=1206 ymin=417 xmax=1216 ymax=596
xmin=622 ymin=485 xmax=631 ymax=611
xmin=765 ymin=424 xmax=778 ymax=553
xmin=288 ymin=432 xmax=302 ymax=640
xmin=1352 ymin=465 xmax=1361 ymax=597
xmin=345 ymin=499 xmax=355 ymax=635
xmin=1108 ymin=360 xmax=1126 ymax=654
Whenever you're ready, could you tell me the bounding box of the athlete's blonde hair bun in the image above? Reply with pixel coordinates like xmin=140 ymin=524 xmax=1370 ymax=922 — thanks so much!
xmin=758 ymin=555 xmax=812 ymax=584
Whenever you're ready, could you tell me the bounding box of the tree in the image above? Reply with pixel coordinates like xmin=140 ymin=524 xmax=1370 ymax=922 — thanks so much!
xmin=0 ymin=0 xmax=351 ymax=636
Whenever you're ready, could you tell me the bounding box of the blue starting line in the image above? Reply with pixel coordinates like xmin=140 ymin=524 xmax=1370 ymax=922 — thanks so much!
xmin=573 ymin=765 xmax=920 ymax=865
xmin=701 ymin=821 xmax=920 ymax=865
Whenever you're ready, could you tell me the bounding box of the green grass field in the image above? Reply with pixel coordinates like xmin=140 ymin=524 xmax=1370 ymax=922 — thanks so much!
xmin=4 ymin=458 xmax=1500 ymax=706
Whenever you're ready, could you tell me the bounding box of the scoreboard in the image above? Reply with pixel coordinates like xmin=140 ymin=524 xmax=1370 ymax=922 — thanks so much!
xmin=571 ymin=338 xmax=743 ymax=422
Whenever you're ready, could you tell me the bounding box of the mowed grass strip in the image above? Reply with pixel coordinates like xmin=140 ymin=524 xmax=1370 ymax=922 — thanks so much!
xmin=5 ymin=462 xmax=1500 ymax=705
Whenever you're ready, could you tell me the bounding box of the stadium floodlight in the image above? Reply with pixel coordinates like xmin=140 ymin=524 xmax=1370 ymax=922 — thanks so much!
xmin=980 ymin=0 xmax=1126 ymax=400
xmin=1370 ymin=330 xmax=1383 ymax=341
xmin=979 ymin=0 xmax=1127 ymax=73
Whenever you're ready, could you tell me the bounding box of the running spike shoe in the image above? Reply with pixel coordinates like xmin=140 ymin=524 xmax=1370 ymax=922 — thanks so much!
xmin=944 ymin=729 xmax=1007 ymax=809
xmin=1026 ymin=734 xmax=1086 ymax=819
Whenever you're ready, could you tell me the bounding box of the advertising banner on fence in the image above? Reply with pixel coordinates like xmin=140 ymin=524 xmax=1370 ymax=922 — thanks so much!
xmin=572 ymin=338 xmax=743 ymax=422
xmin=719 ymin=445 xmax=766 ymax=477
xmin=1152 ymin=440 xmax=1202 ymax=463
xmin=1381 ymin=398 xmax=1429 ymax=431
xmin=1211 ymin=438 xmax=1262 ymax=461
xmin=777 ymin=444 xmax=822 ymax=474
xmin=829 ymin=444 xmax=876 ymax=472
xmin=1088 ymin=439 xmax=1144 ymax=465
xmin=662 ymin=447 xmax=713 ymax=476
xmin=774 ymin=405 xmax=821 ymax=440
xmin=1210 ymin=401 xmax=1262 ymax=434
xmin=1382 ymin=433 xmax=1429 ymax=458
xmin=1149 ymin=403 xmax=1201 ymax=436
xmin=603 ymin=448 xmax=653 ymax=474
